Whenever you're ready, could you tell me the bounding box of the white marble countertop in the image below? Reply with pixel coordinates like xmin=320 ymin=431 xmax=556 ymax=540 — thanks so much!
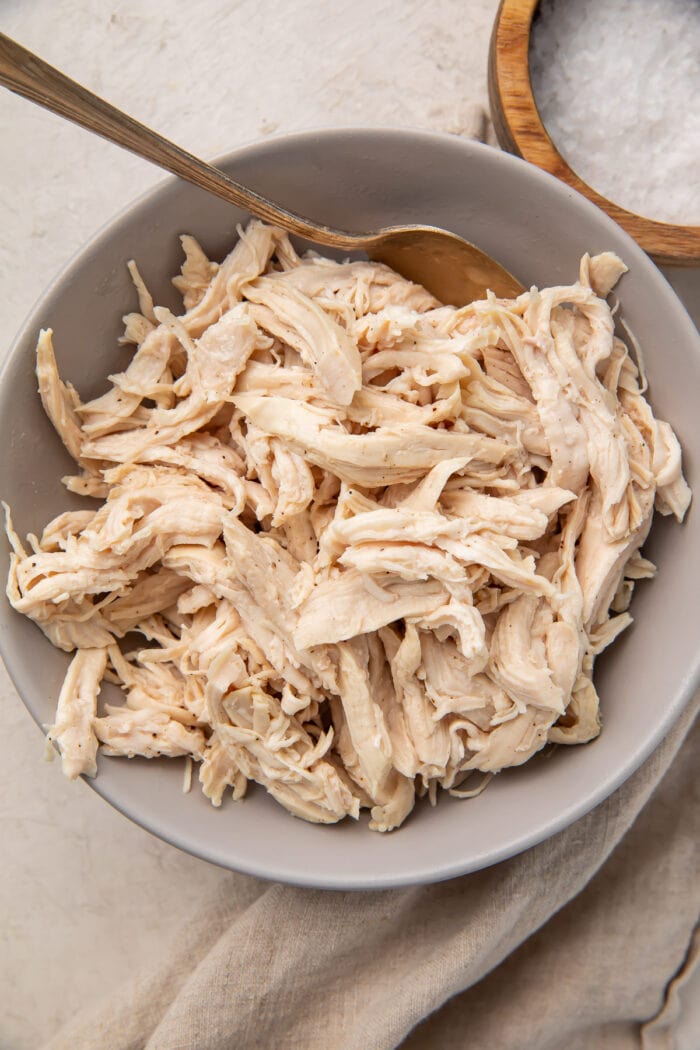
xmin=1 ymin=2 xmax=697 ymax=1046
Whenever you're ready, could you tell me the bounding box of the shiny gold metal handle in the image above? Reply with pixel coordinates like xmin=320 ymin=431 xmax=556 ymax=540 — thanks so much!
xmin=0 ymin=32 xmax=368 ymax=251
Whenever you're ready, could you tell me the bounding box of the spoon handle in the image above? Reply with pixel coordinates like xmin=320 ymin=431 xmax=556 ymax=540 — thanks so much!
xmin=0 ymin=32 xmax=364 ymax=250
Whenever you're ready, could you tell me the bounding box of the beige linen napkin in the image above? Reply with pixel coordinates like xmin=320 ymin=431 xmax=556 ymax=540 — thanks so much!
xmin=42 ymin=113 xmax=700 ymax=1050
xmin=43 ymin=693 xmax=699 ymax=1050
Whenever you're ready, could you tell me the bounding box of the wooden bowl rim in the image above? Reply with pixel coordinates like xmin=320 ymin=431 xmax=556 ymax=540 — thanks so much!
xmin=489 ymin=0 xmax=700 ymax=265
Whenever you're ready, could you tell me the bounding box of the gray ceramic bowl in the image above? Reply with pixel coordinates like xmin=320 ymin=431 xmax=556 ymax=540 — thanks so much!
xmin=1 ymin=129 xmax=698 ymax=889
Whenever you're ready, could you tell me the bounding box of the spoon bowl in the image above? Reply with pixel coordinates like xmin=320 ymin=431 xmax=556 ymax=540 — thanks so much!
xmin=367 ymin=225 xmax=525 ymax=303
xmin=0 ymin=31 xmax=524 ymax=305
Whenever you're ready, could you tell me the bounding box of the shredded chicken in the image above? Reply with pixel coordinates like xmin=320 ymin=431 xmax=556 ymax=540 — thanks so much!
xmin=4 ymin=222 xmax=691 ymax=832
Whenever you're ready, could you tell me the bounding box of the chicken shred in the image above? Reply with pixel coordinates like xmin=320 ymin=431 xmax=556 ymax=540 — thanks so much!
xmin=4 ymin=221 xmax=690 ymax=831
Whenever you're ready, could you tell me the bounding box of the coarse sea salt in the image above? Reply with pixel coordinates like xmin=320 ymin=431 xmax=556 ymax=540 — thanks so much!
xmin=530 ymin=0 xmax=700 ymax=225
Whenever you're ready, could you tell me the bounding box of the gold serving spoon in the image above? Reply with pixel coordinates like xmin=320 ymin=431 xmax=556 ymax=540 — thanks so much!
xmin=0 ymin=32 xmax=524 ymax=305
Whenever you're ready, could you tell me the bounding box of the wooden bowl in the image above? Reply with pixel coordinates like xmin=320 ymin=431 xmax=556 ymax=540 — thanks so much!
xmin=488 ymin=0 xmax=700 ymax=265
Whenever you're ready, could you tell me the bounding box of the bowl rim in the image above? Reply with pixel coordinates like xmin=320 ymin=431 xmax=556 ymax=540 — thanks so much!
xmin=1 ymin=125 xmax=699 ymax=889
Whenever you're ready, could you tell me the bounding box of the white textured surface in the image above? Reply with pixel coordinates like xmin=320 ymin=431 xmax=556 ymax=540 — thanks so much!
xmin=0 ymin=2 xmax=698 ymax=1048
xmin=531 ymin=0 xmax=700 ymax=224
